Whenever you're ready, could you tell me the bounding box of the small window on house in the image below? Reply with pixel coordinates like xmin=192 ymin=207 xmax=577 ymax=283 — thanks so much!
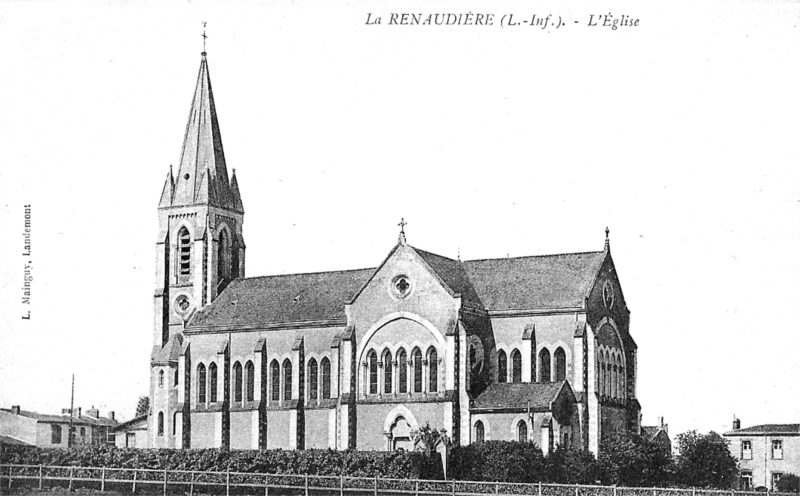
xmin=209 ymin=362 xmax=218 ymax=402
xmin=245 ymin=361 xmax=255 ymax=402
xmin=428 ymin=348 xmax=438 ymax=393
xmin=511 ymin=349 xmax=522 ymax=383
xmin=157 ymin=412 xmax=164 ymax=436
xmin=308 ymin=359 xmax=319 ymax=401
xmin=517 ymin=420 xmax=527 ymax=443
xmin=772 ymin=439 xmax=783 ymax=459
xmin=178 ymin=227 xmax=191 ymax=278
xmin=174 ymin=368 xmax=179 ymax=387
xmin=321 ymin=357 xmax=331 ymax=399
xmin=80 ymin=427 xmax=86 ymax=443
xmin=383 ymin=351 xmax=393 ymax=395
xmin=283 ymin=359 xmax=292 ymax=401
xmin=412 ymin=348 xmax=423 ymax=393
xmin=741 ymin=471 xmax=753 ymax=490
xmin=197 ymin=364 xmax=207 ymax=404
xmin=51 ymin=425 xmax=61 ymax=444
xmin=125 ymin=432 xmax=136 ymax=448
xmin=475 ymin=421 xmax=485 ymax=443
xmin=271 ymin=360 xmax=280 ymax=402
xmin=741 ymin=440 xmax=752 ymax=460
xmin=368 ymin=350 xmax=378 ymax=395
xmin=497 ymin=350 xmax=507 ymax=383
xmin=173 ymin=412 xmax=179 ymax=436
xmin=159 ymin=370 xmax=164 ymax=387
xmin=398 ymin=349 xmax=408 ymax=394
xmin=772 ymin=472 xmax=783 ymax=491
xmin=233 ymin=362 xmax=243 ymax=403
xmin=554 ymin=347 xmax=567 ymax=382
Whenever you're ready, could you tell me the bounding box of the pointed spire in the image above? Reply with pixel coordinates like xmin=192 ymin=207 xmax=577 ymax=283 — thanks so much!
xmin=158 ymin=165 xmax=175 ymax=207
xmin=604 ymin=226 xmax=610 ymax=251
xmin=230 ymin=169 xmax=244 ymax=213
xmin=170 ymin=51 xmax=236 ymax=210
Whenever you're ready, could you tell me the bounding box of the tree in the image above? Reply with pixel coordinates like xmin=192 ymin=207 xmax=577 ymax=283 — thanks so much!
xmin=598 ymin=431 xmax=673 ymax=487
xmin=776 ymin=474 xmax=800 ymax=493
xmin=414 ymin=422 xmax=449 ymax=456
xmin=674 ymin=431 xmax=738 ymax=489
xmin=135 ymin=395 xmax=150 ymax=417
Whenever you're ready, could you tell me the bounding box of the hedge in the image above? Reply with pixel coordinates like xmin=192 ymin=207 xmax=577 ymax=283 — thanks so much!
xmin=0 ymin=445 xmax=440 ymax=479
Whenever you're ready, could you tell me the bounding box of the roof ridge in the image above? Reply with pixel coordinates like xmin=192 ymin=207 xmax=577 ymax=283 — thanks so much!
xmin=236 ymin=267 xmax=376 ymax=282
xmin=464 ymin=250 xmax=605 ymax=263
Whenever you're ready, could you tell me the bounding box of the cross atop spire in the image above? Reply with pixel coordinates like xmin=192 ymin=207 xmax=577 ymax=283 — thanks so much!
xmin=202 ymin=22 xmax=208 ymax=54
xmin=398 ymin=218 xmax=407 ymax=244
xmin=604 ymin=226 xmax=610 ymax=250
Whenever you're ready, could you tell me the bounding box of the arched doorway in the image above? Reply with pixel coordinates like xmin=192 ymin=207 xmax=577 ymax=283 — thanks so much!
xmin=390 ymin=416 xmax=413 ymax=451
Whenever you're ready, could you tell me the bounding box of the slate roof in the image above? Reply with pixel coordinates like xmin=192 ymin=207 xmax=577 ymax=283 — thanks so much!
xmin=725 ymin=424 xmax=800 ymax=436
xmin=471 ymin=381 xmax=571 ymax=411
xmin=0 ymin=435 xmax=33 ymax=446
xmin=0 ymin=409 xmax=117 ymax=426
xmin=462 ymin=252 xmax=605 ymax=311
xmin=191 ymin=268 xmax=373 ymax=328
xmin=190 ymin=245 xmax=606 ymax=329
xmin=641 ymin=426 xmax=664 ymax=440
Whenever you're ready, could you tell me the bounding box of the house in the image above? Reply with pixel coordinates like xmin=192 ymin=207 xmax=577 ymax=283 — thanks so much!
xmin=641 ymin=417 xmax=671 ymax=455
xmin=724 ymin=417 xmax=800 ymax=490
xmin=0 ymin=406 xmax=117 ymax=447
xmin=112 ymin=415 xmax=149 ymax=448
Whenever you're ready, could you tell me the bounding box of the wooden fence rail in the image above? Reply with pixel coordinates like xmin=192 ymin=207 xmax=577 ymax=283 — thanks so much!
xmin=0 ymin=464 xmax=793 ymax=496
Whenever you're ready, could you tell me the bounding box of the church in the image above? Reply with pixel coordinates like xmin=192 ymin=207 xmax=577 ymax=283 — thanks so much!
xmin=147 ymin=50 xmax=642 ymax=454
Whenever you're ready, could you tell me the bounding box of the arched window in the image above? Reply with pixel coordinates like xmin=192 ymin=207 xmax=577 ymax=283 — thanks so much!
xmin=209 ymin=362 xmax=218 ymax=402
xmin=554 ymin=347 xmax=567 ymax=382
xmin=511 ymin=349 xmax=522 ymax=383
xmin=517 ymin=420 xmax=528 ymax=443
xmin=197 ymin=364 xmax=207 ymax=404
xmin=178 ymin=227 xmax=191 ymax=279
xmin=398 ymin=349 xmax=408 ymax=394
xmin=51 ymin=425 xmax=62 ymax=444
xmin=367 ymin=350 xmax=378 ymax=395
xmin=308 ymin=359 xmax=318 ymax=401
xmin=159 ymin=370 xmax=164 ymax=387
xmin=539 ymin=348 xmax=551 ymax=382
xmin=428 ymin=347 xmax=438 ymax=393
xmin=475 ymin=421 xmax=485 ymax=443
xmin=383 ymin=351 xmax=393 ymax=394
xmin=497 ymin=350 xmax=508 ymax=383
xmin=173 ymin=412 xmax=179 ymax=435
xmin=157 ymin=412 xmax=164 ymax=436
xmin=283 ymin=359 xmax=292 ymax=401
xmin=271 ymin=360 xmax=280 ymax=402
xmin=245 ymin=361 xmax=255 ymax=402
xmin=531 ymin=347 xmax=537 ymax=383
xmin=321 ymin=358 xmax=331 ymax=399
xmin=174 ymin=368 xmax=179 ymax=387
xmin=217 ymin=229 xmax=229 ymax=281
xmin=233 ymin=362 xmax=243 ymax=403
xmin=412 ymin=348 xmax=423 ymax=393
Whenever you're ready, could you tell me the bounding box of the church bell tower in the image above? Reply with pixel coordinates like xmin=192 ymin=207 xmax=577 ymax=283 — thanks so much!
xmin=149 ymin=49 xmax=245 ymax=448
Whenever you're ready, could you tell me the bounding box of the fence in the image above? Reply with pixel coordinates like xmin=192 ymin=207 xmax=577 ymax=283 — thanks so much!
xmin=0 ymin=464 xmax=791 ymax=496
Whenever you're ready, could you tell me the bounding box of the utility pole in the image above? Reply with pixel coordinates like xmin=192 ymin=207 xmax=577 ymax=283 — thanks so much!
xmin=68 ymin=374 xmax=75 ymax=448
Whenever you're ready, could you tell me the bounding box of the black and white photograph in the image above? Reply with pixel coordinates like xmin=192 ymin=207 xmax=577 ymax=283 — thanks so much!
xmin=0 ymin=1 xmax=798 ymax=493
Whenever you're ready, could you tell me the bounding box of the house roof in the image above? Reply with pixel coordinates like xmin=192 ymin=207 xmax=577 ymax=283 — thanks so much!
xmin=112 ymin=415 xmax=148 ymax=431
xmin=0 ymin=409 xmax=116 ymax=426
xmin=189 ymin=245 xmax=607 ymax=329
xmin=471 ymin=381 xmax=572 ymax=411
xmin=0 ymin=435 xmax=34 ymax=446
xmin=725 ymin=424 xmax=800 ymax=436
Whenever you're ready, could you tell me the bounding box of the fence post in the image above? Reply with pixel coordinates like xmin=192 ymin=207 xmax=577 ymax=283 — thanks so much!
xmin=39 ymin=464 xmax=44 ymax=491
xmin=576 ymin=485 xmax=579 ymax=496
xmin=226 ymin=467 xmax=231 ymax=496
xmin=101 ymin=467 xmax=106 ymax=492
xmin=613 ymin=487 xmax=617 ymax=496
xmin=495 ymin=482 xmax=499 ymax=495
xmin=341 ymin=475 xmax=345 ymax=496
xmin=374 ymin=476 xmax=378 ymax=496
xmin=190 ymin=472 xmax=195 ymax=496
xmin=163 ymin=467 xmax=168 ymax=496
xmin=266 ymin=474 xmax=270 ymax=496
xmin=452 ymin=480 xmax=456 ymax=496
xmin=69 ymin=467 xmax=74 ymax=492
xmin=538 ymin=482 xmax=542 ymax=496
xmin=306 ymin=474 xmax=310 ymax=496
xmin=415 ymin=479 xmax=419 ymax=496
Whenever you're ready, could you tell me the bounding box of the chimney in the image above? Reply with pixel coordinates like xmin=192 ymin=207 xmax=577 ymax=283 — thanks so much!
xmin=62 ymin=408 xmax=72 ymax=415
xmin=11 ymin=405 xmax=21 ymax=415
xmin=108 ymin=411 xmax=115 ymax=421
xmin=733 ymin=415 xmax=741 ymax=431
xmin=86 ymin=408 xmax=100 ymax=419
xmin=77 ymin=407 xmax=82 ymax=417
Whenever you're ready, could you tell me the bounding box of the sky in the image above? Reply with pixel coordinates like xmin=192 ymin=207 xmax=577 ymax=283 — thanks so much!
xmin=0 ymin=0 xmax=799 ymax=439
